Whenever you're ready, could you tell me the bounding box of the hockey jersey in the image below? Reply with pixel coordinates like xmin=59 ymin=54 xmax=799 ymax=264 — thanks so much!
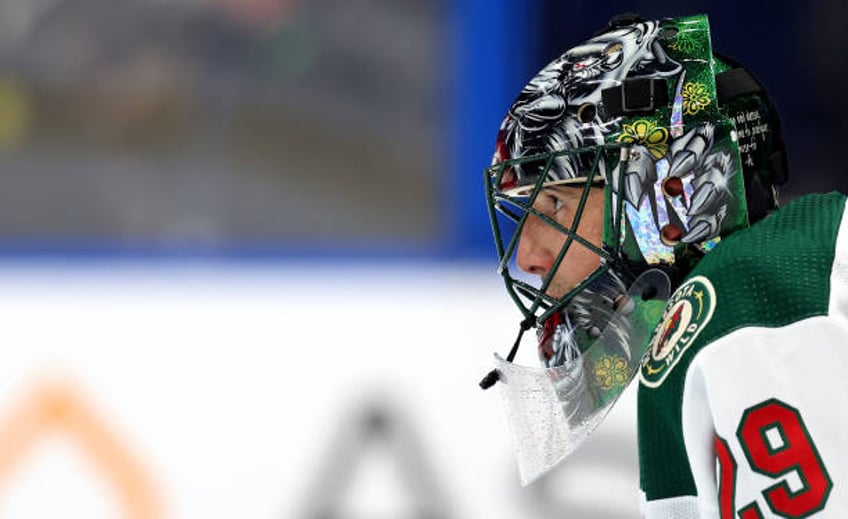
xmin=638 ymin=192 xmax=848 ymax=518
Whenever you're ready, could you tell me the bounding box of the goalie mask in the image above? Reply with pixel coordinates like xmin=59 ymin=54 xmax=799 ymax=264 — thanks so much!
xmin=481 ymin=13 xmax=787 ymax=484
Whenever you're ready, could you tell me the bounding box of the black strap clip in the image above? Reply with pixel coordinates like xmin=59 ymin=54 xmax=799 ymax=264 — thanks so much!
xmin=602 ymin=78 xmax=669 ymax=119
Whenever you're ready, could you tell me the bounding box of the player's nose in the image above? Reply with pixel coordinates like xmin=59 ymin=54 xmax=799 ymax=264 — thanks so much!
xmin=516 ymin=215 xmax=554 ymax=276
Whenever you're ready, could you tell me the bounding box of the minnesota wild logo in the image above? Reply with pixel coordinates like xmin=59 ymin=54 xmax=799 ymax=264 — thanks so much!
xmin=640 ymin=275 xmax=716 ymax=388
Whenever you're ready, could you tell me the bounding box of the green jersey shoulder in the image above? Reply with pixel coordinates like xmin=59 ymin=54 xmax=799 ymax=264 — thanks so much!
xmin=640 ymin=191 xmax=846 ymax=389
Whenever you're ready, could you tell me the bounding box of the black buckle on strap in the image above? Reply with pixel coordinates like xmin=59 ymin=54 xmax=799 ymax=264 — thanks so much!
xmin=602 ymin=78 xmax=668 ymax=118
xmin=623 ymin=77 xmax=657 ymax=111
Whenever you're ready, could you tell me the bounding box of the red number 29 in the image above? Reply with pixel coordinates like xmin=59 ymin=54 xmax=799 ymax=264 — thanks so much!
xmin=716 ymin=399 xmax=832 ymax=518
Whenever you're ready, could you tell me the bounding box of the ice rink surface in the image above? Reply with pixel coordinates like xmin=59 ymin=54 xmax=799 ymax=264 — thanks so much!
xmin=0 ymin=261 xmax=641 ymax=518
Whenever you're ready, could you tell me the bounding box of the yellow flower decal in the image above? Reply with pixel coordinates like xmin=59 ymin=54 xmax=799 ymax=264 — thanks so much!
xmin=682 ymin=82 xmax=711 ymax=115
xmin=616 ymin=119 xmax=669 ymax=159
xmin=594 ymin=355 xmax=629 ymax=391
xmin=668 ymin=35 xmax=705 ymax=56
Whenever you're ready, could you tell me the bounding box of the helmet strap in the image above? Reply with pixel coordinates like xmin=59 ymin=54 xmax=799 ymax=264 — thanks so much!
xmin=479 ymin=316 xmax=536 ymax=390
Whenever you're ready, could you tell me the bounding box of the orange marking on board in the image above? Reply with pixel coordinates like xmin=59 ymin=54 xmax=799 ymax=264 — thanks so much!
xmin=0 ymin=380 xmax=163 ymax=518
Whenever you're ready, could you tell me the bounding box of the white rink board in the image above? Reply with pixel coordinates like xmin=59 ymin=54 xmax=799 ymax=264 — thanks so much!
xmin=0 ymin=262 xmax=641 ymax=518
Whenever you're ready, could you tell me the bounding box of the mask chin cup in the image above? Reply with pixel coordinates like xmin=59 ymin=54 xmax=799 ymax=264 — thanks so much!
xmin=493 ymin=269 xmax=670 ymax=485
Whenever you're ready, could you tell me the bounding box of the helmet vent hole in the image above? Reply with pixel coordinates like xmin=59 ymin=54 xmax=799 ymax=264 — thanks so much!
xmin=660 ymin=224 xmax=683 ymax=246
xmin=577 ymin=103 xmax=597 ymax=123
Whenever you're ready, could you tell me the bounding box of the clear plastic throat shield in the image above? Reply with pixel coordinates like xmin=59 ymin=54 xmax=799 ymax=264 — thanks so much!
xmin=493 ymin=269 xmax=669 ymax=485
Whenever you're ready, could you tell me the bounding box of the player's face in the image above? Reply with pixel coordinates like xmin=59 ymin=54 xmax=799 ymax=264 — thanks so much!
xmin=516 ymin=185 xmax=605 ymax=299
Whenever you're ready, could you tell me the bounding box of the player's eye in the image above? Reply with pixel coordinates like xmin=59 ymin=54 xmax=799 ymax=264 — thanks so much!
xmin=552 ymin=196 xmax=565 ymax=213
xmin=551 ymin=196 xmax=565 ymax=214
xmin=539 ymin=193 xmax=564 ymax=215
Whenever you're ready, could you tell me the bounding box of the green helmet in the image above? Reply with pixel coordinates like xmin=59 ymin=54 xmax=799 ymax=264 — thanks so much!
xmin=481 ymin=13 xmax=788 ymax=483
xmin=486 ymin=13 xmax=787 ymax=346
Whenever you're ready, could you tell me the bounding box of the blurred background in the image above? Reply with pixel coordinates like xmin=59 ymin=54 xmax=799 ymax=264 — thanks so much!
xmin=0 ymin=0 xmax=843 ymax=517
